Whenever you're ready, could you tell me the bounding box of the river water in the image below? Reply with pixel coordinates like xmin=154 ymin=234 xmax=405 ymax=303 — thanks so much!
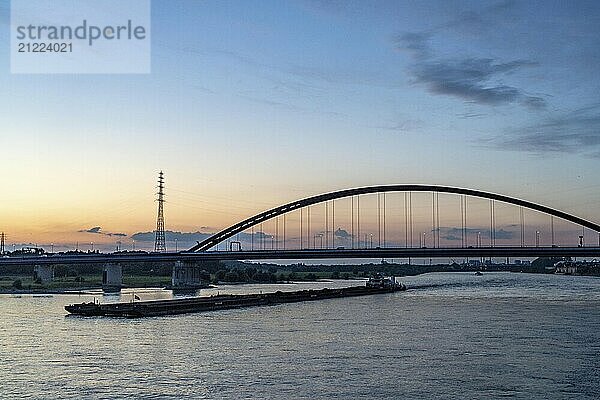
xmin=1 ymin=272 xmax=599 ymax=399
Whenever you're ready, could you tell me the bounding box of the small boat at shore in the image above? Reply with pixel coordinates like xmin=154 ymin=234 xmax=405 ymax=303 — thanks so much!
xmin=65 ymin=278 xmax=406 ymax=318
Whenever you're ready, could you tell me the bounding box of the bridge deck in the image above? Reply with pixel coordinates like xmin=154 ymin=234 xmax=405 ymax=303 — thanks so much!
xmin=0 ymin=247 xmax=599 ymax=266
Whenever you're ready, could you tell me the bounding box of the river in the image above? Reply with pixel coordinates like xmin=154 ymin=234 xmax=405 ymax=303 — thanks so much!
xmin=1 ymin=272 xmax=599 ymax=399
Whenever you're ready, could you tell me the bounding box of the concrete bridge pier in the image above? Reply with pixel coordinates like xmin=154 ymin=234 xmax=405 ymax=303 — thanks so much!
xmin=102 ymin=263 xmax=122 ymax=292
xmin=33 ymin=265 xmax=54 ymax=283
xmin=172 ymin=261 xmax=209 ymax=290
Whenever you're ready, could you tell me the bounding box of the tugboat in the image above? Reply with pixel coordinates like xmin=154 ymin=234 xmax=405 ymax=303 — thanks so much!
xmin=366 ymin=274 xmax=406 ymax=290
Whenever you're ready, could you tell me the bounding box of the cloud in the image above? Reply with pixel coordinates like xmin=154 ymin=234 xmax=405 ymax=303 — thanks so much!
xmin=238 ymin=94 xmax=305 ymax=111
xmin=130 ymin=230 xmax=273 ymax=244
xmin=398 ymin=32 xmax=432 ymax=60
xmin=374 ymin=119 xmax=424 ymax=132
xmin=493 ymin=229 xmax=514 ymax=240
xmin=484 ymin=103 xmax=600 ymax=157
xmin=334 ymin=228 xmax=352 ymax=239
xmin=441 ymin=1 xmax=516 ymax=35
xmin=251 ymin=231 xmax=274 ymax=240
xmin=439 ymin=227 xmax=515 ymax=241
xmin=80 ymin=226 xmax=102 ymax=234
xmin=78 ymin=227 xmax=127 ymax=237
xmin=131 ymin=230 xmax=212 ymax=243
xmin=396 ymin=32 xmax=545 ymax=110
xmin=456 ymin=112 xmax=486 ymax=119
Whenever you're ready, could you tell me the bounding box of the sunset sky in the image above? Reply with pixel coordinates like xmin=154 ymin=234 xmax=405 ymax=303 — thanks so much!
xmin=1 ymin=0 xmax=599 ymax=251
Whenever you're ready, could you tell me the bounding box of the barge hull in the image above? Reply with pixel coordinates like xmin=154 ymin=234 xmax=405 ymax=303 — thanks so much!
xmin=65 ymin=285 xmax=404 ymax=318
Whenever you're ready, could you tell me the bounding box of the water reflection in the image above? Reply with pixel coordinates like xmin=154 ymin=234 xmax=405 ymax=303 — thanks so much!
xmin=2 ymin=273 xmax=599 ymax=399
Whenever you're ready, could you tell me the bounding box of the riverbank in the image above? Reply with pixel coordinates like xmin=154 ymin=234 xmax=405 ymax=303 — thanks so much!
xmin=0 ymin=268 xmax=330 ymax=294
xmin=0 ymin=274 xmax=172 ymax=294
xmin=3 ymin=258 xmax=597 ymax=295
xmin=0 ymin=274 xmax=339 ymax=295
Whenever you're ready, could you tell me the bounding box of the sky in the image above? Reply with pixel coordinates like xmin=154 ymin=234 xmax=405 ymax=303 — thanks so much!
xmin=0 ymin=0 xmax=599 ymax=252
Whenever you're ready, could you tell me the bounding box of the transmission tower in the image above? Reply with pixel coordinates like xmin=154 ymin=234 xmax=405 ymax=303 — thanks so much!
xmin=154 ymin=171 xmax=166 ymax=252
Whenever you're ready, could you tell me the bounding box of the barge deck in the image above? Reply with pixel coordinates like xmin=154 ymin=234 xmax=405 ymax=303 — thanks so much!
xmin=65 ymin=282 xmax=406 ymax=318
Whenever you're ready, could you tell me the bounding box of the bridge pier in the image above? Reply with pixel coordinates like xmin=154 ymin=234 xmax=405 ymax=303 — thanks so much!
xmin=33 ymin=265 xmax=54 ymax=283
xmin=172 ymin=261 xmax=210 ymax=290
xmin=102 ymin=263 xmax=122 ymax=292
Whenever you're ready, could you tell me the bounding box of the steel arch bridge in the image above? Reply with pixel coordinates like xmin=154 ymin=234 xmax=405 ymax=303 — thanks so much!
xmin=189 ymin=184 xmax=600 ymax=252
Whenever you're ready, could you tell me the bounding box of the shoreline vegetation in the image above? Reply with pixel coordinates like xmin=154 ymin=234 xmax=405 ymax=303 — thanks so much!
xmin=1 ymin=258 xmax=597 ymax=294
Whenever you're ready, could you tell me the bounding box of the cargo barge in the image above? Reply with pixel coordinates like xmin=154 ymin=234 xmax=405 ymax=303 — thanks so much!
xmin=65 ymin=276 xmax=406 ymax=318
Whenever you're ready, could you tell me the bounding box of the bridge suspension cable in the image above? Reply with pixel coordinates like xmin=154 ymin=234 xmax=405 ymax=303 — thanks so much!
xmin=188 ymin=184 xmax=600 ymax=252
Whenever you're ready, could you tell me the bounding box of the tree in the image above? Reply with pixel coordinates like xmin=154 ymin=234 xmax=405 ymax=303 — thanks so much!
xmin=199 ymin=270 xmax=211 ymax=282
xmin=224 ymin=270 xmax=239 ymax=282
xmin=245 ymin=267 xmax=257 ymax=280
xmin=215 ymin=269 xmax=227 ymax=282
xmin=12 ymin=279 xmax=23 ymax=289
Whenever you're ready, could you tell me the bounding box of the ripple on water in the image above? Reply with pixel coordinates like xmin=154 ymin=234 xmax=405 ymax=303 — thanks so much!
xmin=0 ymin=273 xmax=599 ymax=399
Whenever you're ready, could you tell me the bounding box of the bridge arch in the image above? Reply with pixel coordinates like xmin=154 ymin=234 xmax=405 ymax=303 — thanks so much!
xmin=188 ymin=185 xmax=600 ymax=252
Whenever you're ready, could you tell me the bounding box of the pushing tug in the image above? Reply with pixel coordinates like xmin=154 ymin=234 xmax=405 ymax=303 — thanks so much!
xmin=366 ymin=274 xmax=406 ymax=290
xmin=65 ymin=277 xmax=406 ymax=318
